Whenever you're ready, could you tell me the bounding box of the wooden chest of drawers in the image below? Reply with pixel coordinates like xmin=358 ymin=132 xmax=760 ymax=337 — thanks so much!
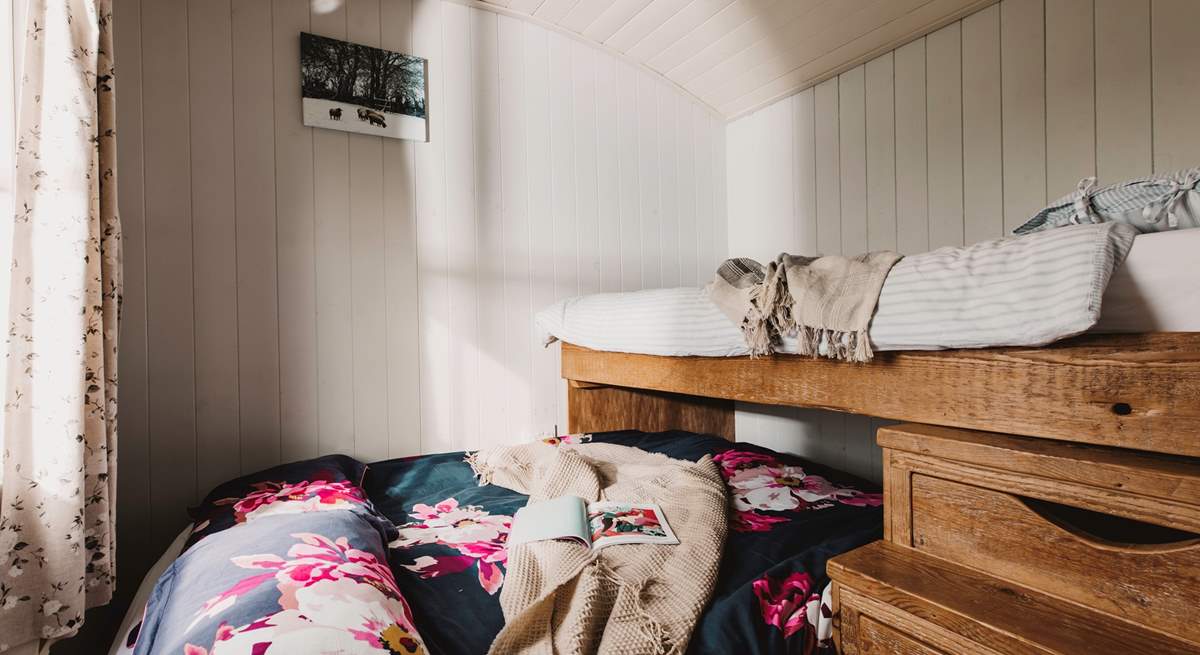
xmin=829 ymin=423 xmax=1200 ymax=654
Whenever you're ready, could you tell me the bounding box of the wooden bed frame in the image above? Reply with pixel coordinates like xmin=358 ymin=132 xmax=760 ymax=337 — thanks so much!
xmin=561 ymin=332 xmax=1200 ymax=458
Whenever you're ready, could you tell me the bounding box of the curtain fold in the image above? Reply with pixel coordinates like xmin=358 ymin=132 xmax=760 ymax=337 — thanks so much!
xmin=0 ymin=0 xmax=119 ymax=648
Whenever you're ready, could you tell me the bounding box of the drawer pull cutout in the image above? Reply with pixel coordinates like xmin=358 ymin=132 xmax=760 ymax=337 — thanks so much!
xmin=1020 ymin=497 xmax=1200 ymax=552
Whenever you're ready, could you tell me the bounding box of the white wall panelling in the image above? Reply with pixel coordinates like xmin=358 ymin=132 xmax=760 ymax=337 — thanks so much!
xmin=483 ymin=0 xmax=998 ymax=119
xmin=725 ymin=0 xmax=1199 ymax=483
xmin=112 ymin=0 xmax=725 ymax=593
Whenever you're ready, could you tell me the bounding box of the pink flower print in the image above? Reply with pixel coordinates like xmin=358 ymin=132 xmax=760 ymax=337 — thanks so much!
xmin=393 ymin=498 xmax=512 ymax=594
xmin=395 ymin=499 xmax=510 ymax=549
xmin=712 ymin=449 xmax=778 ymax=476
xmin=753 ymin=571 xmax=821 ymax=639
xmin=191 ymin=533 xmax=402 ymax=629
xmin=216 ymin=480 xmax=367 ymax=524
xmin=731 ymin=510 xmax=791 ymax=533
xmin=202 ymin=578 xmax=426 ymax=654
xmin=714 ymin=450 xmax=881 ymax=533
xmin=727 ymin=462 xmax=879 ymax=512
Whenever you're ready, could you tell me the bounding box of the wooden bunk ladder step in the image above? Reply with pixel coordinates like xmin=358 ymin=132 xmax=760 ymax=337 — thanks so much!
xmin=828 ymin=541 xmax=1200 ymax=655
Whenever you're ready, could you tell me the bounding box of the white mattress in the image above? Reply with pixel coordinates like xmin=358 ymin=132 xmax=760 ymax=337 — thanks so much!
xmin=1093 ymin=228 xmax=1200 ymax=332
xmin=536 ymin=228 xmax=1198 ymax=357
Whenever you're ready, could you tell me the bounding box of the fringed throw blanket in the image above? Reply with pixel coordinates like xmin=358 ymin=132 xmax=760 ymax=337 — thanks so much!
xmin=708 ymin=251 xmax=902 ymax=361
xmin=468 ymin=441 xmax=728 ymax=655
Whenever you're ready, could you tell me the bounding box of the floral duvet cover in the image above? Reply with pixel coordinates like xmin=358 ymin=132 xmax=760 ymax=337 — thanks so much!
xmin=366 ymin=431 xmax=882 ymax=655
xmin=127 ymin=431 xmax=881 ymax=655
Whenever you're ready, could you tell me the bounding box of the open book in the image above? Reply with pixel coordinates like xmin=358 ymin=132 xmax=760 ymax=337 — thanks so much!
xmin=508 ymin=495 xmax=679 ymax=551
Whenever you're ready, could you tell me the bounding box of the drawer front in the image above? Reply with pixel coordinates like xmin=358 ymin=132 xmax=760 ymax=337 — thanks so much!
xmin=910 ymin=473 xmax=1200 ymax=645
xmin=859 ymin=615 xmax=949 ymax=655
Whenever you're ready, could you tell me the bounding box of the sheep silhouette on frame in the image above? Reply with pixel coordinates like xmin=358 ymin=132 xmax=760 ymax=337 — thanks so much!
xmin=301 ymin=32 xmax=428 ymax=142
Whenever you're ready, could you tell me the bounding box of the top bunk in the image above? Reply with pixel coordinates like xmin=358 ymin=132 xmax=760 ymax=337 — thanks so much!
xmin=560 ymin=334 xmax=1200 ymax=458
xmin=551 ymin=226 xmax=1200 ymax=458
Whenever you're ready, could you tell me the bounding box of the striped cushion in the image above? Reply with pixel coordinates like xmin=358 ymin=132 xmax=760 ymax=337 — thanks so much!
xmin=536 ymin=222 xmax=1137 ymax=355
xmin=1014 ymin=168 xmax=1200 ymax=235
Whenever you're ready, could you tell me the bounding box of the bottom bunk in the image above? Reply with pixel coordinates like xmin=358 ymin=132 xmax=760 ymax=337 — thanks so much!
xmin=114 ymin=430 xmax=882 ymax=655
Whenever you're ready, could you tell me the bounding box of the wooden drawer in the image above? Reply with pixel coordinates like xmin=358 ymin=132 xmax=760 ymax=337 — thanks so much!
xmin=910 ymin=473 xmax=1200 ymax=644
xmin=829 ymin=541 xmax=1199 ymax=655
xmin=879 ymin=423 xmax=1200 ymax=648
xmin=858 ymin=615 xmax=947 ymax=655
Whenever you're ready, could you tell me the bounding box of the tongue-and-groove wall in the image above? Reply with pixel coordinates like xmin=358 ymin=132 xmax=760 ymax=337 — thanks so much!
xmin=726 ymin=0 xmax=1200 ymax=484
xmin=112 ymin=0 xmax=726 ymax=596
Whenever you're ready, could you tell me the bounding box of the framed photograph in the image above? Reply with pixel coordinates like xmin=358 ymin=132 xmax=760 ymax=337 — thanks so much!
xmin=300 ymin=32 xmax=428 ymax=141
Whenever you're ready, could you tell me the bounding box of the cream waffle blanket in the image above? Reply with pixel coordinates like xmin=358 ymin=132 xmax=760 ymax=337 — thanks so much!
xmin=468 ymin=441 xmax=727 ymax=655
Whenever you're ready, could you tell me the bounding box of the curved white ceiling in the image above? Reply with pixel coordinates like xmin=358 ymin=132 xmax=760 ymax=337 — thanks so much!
xmin=483 ymin=0 xmax=997 ymax=120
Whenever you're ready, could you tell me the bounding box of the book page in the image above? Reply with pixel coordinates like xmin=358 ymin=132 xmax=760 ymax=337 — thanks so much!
xmin=507 ymin=495 xmax=591 ymax=548
xmin=586 ymin=501 xmax=680 ymax=551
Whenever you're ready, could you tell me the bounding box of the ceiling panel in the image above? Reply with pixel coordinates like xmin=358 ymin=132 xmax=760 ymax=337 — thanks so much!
xmin=479 ymin=0 xmax=998 ymax=119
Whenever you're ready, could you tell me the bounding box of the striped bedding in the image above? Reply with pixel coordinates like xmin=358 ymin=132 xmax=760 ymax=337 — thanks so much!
xmin=536 ymin=222 xmax=1139 ymax=356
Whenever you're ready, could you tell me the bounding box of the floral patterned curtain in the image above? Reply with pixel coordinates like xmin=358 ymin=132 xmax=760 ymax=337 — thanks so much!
xmin=0 ymin=0 xmax=120 ymax=649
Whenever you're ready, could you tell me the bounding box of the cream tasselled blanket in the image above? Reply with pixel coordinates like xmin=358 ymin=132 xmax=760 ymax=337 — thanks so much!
xmin=468 ymin=441 xmax=728 ymax=655
xmin=707 ymin=251 xmax=902 ymax=361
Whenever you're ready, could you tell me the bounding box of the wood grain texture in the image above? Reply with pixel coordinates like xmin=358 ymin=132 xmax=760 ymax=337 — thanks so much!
xmin=876 ymin=422 xmax=1200 ymax=650
xmin=561 ymin=333 xmax=1200 ymax=457
xmin=566 ymin=383 xmax=735 ymax=440
xmin=859 ymin=615 xmax=948 ymax=655
xmin=877 ymin=423 xmax=1200 ymax=516
xmin=830 ymin=541 xmax=1199 ymax=655
xmin=909 ymin=473 xmax=1200 ymax=646
xmin=840 ymin=587 xmax=1009 ymax=655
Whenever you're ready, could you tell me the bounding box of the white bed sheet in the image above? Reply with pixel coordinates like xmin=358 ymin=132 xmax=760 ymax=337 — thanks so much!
xmin=1092 ymin=228 xmax=1200 ymax=332
xmin=536 ymin=228 xmax=1198 ymax=358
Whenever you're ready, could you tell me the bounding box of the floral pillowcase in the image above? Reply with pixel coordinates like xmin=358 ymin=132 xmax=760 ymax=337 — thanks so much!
xmin=185 ymin=455 xmax=377 ymax=549
xmin=133 ymin=510 xmax=428 ymax=655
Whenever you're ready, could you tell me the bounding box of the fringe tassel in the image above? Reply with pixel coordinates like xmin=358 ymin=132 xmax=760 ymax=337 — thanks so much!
xmin=464 ymin=451 xmax=494 ymax=486
xmin=739 ymin=257 xmax=879 ymax=363
xmin=792 ymin=326 xmax=874 ymax=363
xmin=851 ymin=329 xmax=873 ymax=363
xmin=764 ymin=260 xmax=796 ymax=335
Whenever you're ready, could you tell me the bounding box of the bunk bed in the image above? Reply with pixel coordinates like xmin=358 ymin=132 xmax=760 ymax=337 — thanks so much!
xmin=561 ymin=332 xmax=1200 ymax=457
xmin=559 ymin=334 xmax=1200 ymax=654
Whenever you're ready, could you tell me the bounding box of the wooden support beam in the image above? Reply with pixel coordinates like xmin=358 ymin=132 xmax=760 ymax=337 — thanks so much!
xmin=566 ymin=383 xmax=735 ymax=441
xmin=560 ymin=333 xmax=1200 ymax=457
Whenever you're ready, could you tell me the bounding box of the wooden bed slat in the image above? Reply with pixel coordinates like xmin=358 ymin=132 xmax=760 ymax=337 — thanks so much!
xmin=560 ymin=333 xmax=1200 ymax=457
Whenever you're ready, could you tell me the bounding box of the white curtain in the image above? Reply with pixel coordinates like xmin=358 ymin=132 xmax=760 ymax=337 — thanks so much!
xmin=0 ymin=0 xmax=119 ymax=649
